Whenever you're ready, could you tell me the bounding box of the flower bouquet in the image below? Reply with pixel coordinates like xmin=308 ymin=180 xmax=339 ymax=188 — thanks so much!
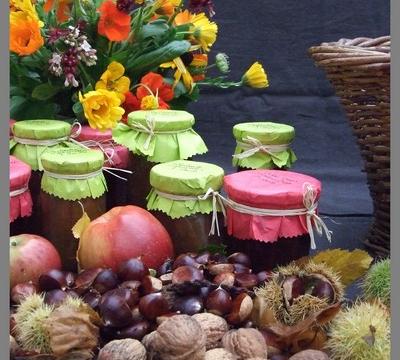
xmin=10 ymin=0 xmax=269 ymax=130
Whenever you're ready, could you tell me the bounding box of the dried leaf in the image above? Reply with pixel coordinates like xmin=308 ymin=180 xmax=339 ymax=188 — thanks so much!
xmin=311 ymin=248 xmax=373 ymax=286
xmin=43 ymin=307 xmax=99 ymax=357
xmin=72 ymin=211 xmax=91 ymax=239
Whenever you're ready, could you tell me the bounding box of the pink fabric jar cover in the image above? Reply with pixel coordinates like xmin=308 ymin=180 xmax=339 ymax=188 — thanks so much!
xmin=10 ymin=156 xmax=33 ymax=222
xmin=75 ymin=125 xmax=129 ymax=169
xmin=223 ymin=170 xmax=323 ymax=244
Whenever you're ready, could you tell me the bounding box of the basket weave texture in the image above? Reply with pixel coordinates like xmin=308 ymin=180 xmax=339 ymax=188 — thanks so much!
xmin=309 ymin=36 xmax=390 ymax=258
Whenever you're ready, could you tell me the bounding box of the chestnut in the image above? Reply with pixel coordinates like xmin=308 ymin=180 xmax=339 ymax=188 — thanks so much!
xmin=235 ymin=273 xmax=259 ymax=289
xmin=196 ymin=252 xmax=211 ymax=265
xmin=74 ymin=267 xmax=103 ymax=291
xmin=131 ymin=306 xmax=145 ymax=323
xmin=208 ymin=263 xmax=235 ymax=276
xmin=172 ymin=254 xmax=200 ymax=270
xmin=39 ymin=269 xmax=67 ymax=291
xmin=209 ymin=253 xmax=228 ymax=264
xmin=228 ymin=286 xmax=248 ymax=298
xmin=10 ymin=282 xmax=38 ymax=304
xmin=270 ymin=355 xmax=289 ymax=360
xmin=312 ymin=279 xmax=335 ymax=302
xmin=64 ymin=272 xmax=76 ymax=288
xmin=228 ymin=252 xmax=251 ymax=268
xmin=101 ymin=288 xmax=139 ymax=309
xmin=118 ymin=258 xmax=149 ymax=281
xmin=82 ymin=289 xmax=102 ymax=309
xmin=140 ymin=276 xmax=163 ymax=295
xmin=99 ymin=292 xmax=133 ymax=327
xmin=119 ymin=280 xmax=142 ymax=292
xmin=256 ymin=271 xmax=272 ymax=284
xmin=157 ymin=258 xmax=173 ymax=276
xmin=282 ymin=276 xmax=305 ymax=304
xmin=226 ymin=293 xmax=253 ymax=325
xmin=65 ymin=289 xmax=79 ymax=298
xmin=44 ymin=289 xmax=68 ymax=306
xmin=172 ymin=266 xmax=204 ymax=284
xmin=205 ymin=287 xmax=232 ymax=316
xmin=173 ymin=295 xmax=204 ymax=315
xmin=138 ymin=293 xmax=170 ymax=320
xmin=233 ymin=263 xmax=252 ymax=274
xmin=213 ymin=272 xmax=235 ymax=287
xmin=93 ymin=269 xmax=119 ymax=294
xmin=115 ymin=320 xmax=151 ymax=341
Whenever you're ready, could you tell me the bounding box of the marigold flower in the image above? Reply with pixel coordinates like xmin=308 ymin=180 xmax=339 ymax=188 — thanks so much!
xmin=242 ymin=62 xmax=269 ymax=89
xmin=155 ymin=0 xmax=182 ymax=16
xmin=44 ymin=0 xmax=72 ymax=23
xmin=98 ymin=0 xmax=131 ymax=42
xmin=96 ymin=61 xmax=131 ymax=101
xmin=161 ymin=57 xmax=195 ymax=91
xmin=10 ymin=12 xmax=44 ymax=56
xmin=10 ymin=0 xmax=43 ymax=26
xmin=79 ymin=89 xmax=125 ymax=130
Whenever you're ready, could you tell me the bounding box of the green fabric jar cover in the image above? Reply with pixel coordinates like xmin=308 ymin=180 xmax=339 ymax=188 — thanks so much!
xmin=147 ymin=160 xmax=225 ymax=220
xmin=40 ymin=147 xmax=107 ymax=201
xmin=112 ymin=110 xmax=208 ymax=163
xmin=232 ymin=122 xmax=297 ymax=169
xmin=10 ymin=119 xmax=77 ymax=171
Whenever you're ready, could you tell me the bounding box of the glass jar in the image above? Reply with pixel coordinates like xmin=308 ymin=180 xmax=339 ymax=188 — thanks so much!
xmin=75 ymin=125 xmax=130 ymax=210
xmin=147 ymin=160 xmax=225 ymax=255
xmin=223 ymin=170 xmax=327 ymax=272
xmin=39 ymin=147 xmax=107 ymax=272
xmin=232 ymin=122 xmax=297 ymax=171
xmin=113 ymin=110 xmax=208 ymax=208
xmin=9 ymin=156 xmax=33 ymax=236
xmin=10 ymin=119 xmax=74 ymax=235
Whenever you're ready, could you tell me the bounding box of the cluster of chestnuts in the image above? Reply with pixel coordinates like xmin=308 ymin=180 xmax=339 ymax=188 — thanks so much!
xmin=10 ymin=251 xmax=271 ymax=346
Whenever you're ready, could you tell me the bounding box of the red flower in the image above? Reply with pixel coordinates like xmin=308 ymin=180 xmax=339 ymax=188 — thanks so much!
xmin=44 ymin=0 xmax=72 ymax=22
xmin=122 ymin=91 xmax=140 ymax=121
xmin=98 ymin=0 xmax=131 ymax=42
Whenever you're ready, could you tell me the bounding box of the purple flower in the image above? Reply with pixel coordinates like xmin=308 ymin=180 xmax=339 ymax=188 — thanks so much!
xmin=188 ymin=0 xmax=215 ymax=17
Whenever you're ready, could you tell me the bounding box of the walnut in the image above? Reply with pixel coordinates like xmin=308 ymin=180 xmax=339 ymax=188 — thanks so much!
xmin=97 ymin=339 xmax=146 ymax=360
xmin=205 ymin=348 xmax=238 ymax=360
xmin=222 ymin=328 xmax=268 ymax=360
xmin=192 ymin=313 xmax=229 ymax=349
xmin=143 ymin=314 xmax=206 ymax=360
xmin=289 ymin=349 xmax=329 ymax=360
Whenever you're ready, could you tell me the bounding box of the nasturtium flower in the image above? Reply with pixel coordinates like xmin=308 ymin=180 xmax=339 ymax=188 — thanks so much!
xmin=44 ymin=0 xmax=73 ymax=22
xmin=10 ymin=11 xmax=44 ymax=56
xmin=242 ymin=62 xmax=269 ymax=89
xmin=10 ymin=0 xmax=43 ymax=26
xmin=79 ymin=89 xmax=125 ymax=130
xmin=96 ymin=61 xmax=131 ymax=101
xmin=136 ymin=72 xmax=174 ymax=110
xmin=155 ymin=0 xmax=182 ymax=16
xmin=98 ymin=0 xmax=131 ymax=42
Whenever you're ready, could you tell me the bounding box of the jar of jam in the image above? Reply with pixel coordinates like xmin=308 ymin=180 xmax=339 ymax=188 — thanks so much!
xmin=223 ymin=170 xmax=330 ymax=272
xmin=147 ymin=160 xmax=225 ymax=255
xmin=113 ymin=110 xmax=208 ymax=208
xmin=10 ymin=156 xmax=33 ymax=236
xmin=75 ymin=125 xmax=130 ymax=210
xmin=10 ymin=119 xmax=75 ymax=235
xmin=232 ymin=122 xmax=297 ymax=171
xmin=39 ymin=147 xmax=107 ymax=272
xmin=9 ymin=119 xmax=16 ymax=139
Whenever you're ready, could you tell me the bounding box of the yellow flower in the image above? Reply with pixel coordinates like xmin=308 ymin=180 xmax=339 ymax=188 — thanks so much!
xmin=160 ymin=57 xmax=194 ymax=92
xmin=10 ymin=0 xmax=43 ymax=27
xmin=154 ymin=0 xmax=182 ymax=16
xmin=175 ymin=10 xmax=217 ymax=52
xmin=79 ymin=89 xmax=125 ymax=130
xmin=242 ymin=62 xmax=269 ymax=88
xmin=10 ymin=11 xmax=44 ymax=56
xmin=140 ymin=95 xmax=159 ymax=110
xmin=95 ymin=62 xmax=131 ymax=102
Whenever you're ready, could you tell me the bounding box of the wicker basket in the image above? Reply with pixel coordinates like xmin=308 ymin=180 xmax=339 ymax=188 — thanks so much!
xmin=309 ymin=36 xmax=390 ymax=258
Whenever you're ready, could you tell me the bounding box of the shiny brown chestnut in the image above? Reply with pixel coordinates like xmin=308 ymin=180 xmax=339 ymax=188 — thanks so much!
xmin=93 ymin=269 xmax=119 ymax=294
xmin=205 ymin=287 xmax=232 ymax=316
xmin=227 ymin=252 xmax=252 ymax=268
xmin=115 ymin=320 xmax=151 ymax=341
xmin=44 ymin=289 xmax=68 ymax=306
xmin=99 ymin=292 xmax=133 ymax=328
xmin=235 ymin=273 xmax=259 ymax=289
xmin=172 ymin=254 xmax=201 ymax=270
xmin=39 ymin=269 xmax=67 ymax=291
xmin=173 ymin=295 xmax=204 ymax=315
xmin=172 ymin=266 xmax=204 ymax=284
xmin=138 ymin=293 xmax=170 ymax=320
xmin=11 ymin=282 xmax=38 ymax=304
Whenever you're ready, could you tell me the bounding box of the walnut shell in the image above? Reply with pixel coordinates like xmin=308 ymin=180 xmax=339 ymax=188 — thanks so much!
xmin=289 ymin=350 xmax=329 ymax=360
xmin=205 ymin=348 xmax=238 ymax=360
xmin=98 ymin=339 xmax=146 ymax=360
xmin=143 ymin=314 xmax=206 ymax=360
xmin=222 ymin=328 xmax=267 ymax=360
xmin=192 ymin=313 xmax=229 ymax=349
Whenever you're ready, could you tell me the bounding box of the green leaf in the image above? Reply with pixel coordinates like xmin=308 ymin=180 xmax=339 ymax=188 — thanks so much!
xmin=137 ymin=20 xmax=170 ymax=43
xmin=72 ymin=101 xmax=83 ymax=116
xmin=10 ymin=96 xmax=28 ymax=118
xmin=32 ymin=83 xmax=60 ymax=100
xmin=10 ymin=86 xmax=26 ymax=97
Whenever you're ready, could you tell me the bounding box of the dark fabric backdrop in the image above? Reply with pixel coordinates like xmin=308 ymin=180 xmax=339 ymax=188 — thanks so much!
xmin=187 ymin=0 xmax=390 ymax=255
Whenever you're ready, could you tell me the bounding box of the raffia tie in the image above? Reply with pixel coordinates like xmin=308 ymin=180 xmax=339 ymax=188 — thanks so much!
xmin=43 ymin=166 xmax=132 ymax=182
xmin=10 ymin=185 xmax=29 ymax=197
xmin=233 ymin=136 xmax=290 ymax=160
xmin=154 ymin=188 xmax=227 ymax=236
xmin=128 ymin=114 xmax=192 ymax=151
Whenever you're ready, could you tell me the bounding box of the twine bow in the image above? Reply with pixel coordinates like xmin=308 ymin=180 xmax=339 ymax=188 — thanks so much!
xmin=302 ymin=183 xmax=332 ymax=250
xmin=197 ymin=188 xmax=227 ymax=236
xmin=233 ymin=136 xmax=290 ymax=160
xmin=129 ymin=114 xmax=156 ymax=151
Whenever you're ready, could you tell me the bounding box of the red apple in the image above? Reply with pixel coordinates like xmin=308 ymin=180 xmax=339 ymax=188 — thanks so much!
xmin=77 ymin=206 xmax=174 ymax=271
xmin=10 ymin=234 xmax=62 ymax=289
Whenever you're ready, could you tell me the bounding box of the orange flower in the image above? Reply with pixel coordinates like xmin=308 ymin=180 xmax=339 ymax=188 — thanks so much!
xmin=155 ymin=0 xmax=182 ymax=16
xmin=98 ymin=0 xmax=131 ymax=42
xmin=10 ymin=12 xmax=44 ymax=56
xmin=43 ymin=0 xmax=72 ymax=22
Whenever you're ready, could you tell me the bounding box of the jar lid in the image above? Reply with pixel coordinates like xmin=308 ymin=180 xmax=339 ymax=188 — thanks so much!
xmin=150 ymin=160 xmax=224 ymax=196
xmin=233 ymin=122 xmax=295 ymax=144
xmin=10 ymin=119 xmax=16 ymax=136
xmin=224 ymin=170 xmax=321 ymax=209
xmin=75 ymin=125 xmax=112 ymax=142
xmin=40 ymin=147 xmax=104 ymax=175
xmin=128 ymin=110 xmax=195 ymax=132
xmin=10 ymin=156 xmax=31 ymax=190
xmin=13 ymin=119 xmax=72 ymax=140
